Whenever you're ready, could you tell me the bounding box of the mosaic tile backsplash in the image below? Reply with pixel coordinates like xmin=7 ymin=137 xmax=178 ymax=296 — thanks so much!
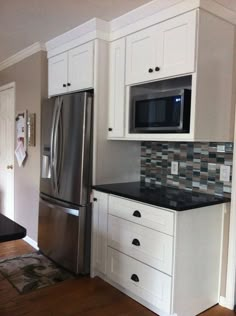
xmin=141 ymin=142 xmax=233 ymax=197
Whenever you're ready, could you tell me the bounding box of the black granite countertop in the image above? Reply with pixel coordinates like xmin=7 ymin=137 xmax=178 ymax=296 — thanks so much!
xmin=0 ymin=213 xmax=26 ymax=242
xmin=93 ymin=182 xmax=230 ymax=211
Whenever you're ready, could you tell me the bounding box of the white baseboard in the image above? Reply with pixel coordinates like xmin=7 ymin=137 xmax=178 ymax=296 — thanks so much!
xmin=23 ymin=236 xmax=39 ymax=250
xmin=219 ymin=296 xmax=234 ymax=310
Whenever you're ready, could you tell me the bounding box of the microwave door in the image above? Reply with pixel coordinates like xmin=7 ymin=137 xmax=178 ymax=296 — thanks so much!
xmin=131 ymin=90 xmax=186 ymax=133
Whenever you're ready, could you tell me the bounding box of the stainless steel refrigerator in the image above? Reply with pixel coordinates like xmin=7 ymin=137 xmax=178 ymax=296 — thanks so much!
xmin=38 ymin=91 xmax=93 ymax=274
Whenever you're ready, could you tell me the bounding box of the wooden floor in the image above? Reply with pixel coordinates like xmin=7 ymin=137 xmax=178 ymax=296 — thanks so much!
xmin=0 ymin=240 xmax=235 ymax=316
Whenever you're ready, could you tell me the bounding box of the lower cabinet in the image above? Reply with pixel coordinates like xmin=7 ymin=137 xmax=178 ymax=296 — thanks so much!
xmin=107 ymin=247 xmax=172 ymax=314
xmin=108 ymin=214 xmax=173 ymax=275
xmin=92 ymin=190 xmax=224 ymax=316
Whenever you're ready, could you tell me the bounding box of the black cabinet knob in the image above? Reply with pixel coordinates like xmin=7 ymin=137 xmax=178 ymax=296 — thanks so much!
xmin=133 ymin=210 xmax=141 ymax=218
xmin=63 ymin=84 xmax=66 ymax=87
xmin=131 ymin=274 xmax=139 ymax=282
xmin=148 ymin=68 xmax=154 ymax=73
xmin=67 ymin=83 xmax=71 ymax=86
xmin=93 ymin=198 xmax=97 ymax=202
xmin=132 ymin=238 xmax=140 ymax=246
xmin=155 ymin=66 xmax=160 ymax=71
xmin=108 ymin=128 xmax=113 ymax=132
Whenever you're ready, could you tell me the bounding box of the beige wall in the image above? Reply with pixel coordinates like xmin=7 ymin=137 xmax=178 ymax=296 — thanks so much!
xmin=0 ymin=51 xmax=48 ymax=241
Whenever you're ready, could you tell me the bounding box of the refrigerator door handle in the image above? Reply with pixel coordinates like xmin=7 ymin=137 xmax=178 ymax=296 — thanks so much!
xmin=53 ymin=98 xmax=62 ymax=195
xmin=50 ymin=99 xmax=59 ymax=194
xmin=57 ymin=99 xmax=64 ymax=193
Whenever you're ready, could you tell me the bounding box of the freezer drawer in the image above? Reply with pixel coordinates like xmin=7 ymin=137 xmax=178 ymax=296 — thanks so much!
xmin=38 ymin=197 xmax=90 ymax=274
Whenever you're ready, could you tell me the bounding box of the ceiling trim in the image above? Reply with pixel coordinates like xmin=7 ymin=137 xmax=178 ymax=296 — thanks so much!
xmin=0 ymin=42 xmax=46 ymax=72
xmin=110 ymin=0 xmax=184 ymax=33
xmin=46 ymin=18 xmax=110 ymax=53
xmin=200 ymin=0 xmax=236 ymax=24
xmin=109 ymin=0 xmax=201 ymax=41
xmin=2 ymin=0 xmax=236 ymax=64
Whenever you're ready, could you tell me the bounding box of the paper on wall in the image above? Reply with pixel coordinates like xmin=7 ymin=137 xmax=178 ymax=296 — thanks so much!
xmin=16 ymin=115 xmax=25 ymax=138
xmin=15 ymin=140 xmax=26 ymax=167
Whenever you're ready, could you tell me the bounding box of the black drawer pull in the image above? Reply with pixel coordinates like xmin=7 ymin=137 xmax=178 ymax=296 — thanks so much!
xmin=108 ymin=128 xmax=113 ymax=131
xmin=155 ymin=66 xmax=160 ymax=71
xmin=133 ymin=210 xmax=141 ymax=218
xmin=148 ymin=68 xmax=154 ymax=73
xmin=93 ymin=198 xmax=97 ymax=202
xmin=132 ymin=238 xmax=140 ymax=246
xmin=63 ymin=84 xmax=66 ymax=87
xmin=131 ymin=274 xmax=139 ymax=282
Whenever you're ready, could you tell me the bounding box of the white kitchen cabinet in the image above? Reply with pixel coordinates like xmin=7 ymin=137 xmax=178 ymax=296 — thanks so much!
xmin=126 ymin=11 xmax=196 ymax=85
xmin=109 ymin=194 xmax=174 ymax=235
xmin=48 ymin=52 xmax=68 ymax=96
xmin=123 ymin=10 xmax=235 ymax=142
xmin=68 ymin=42 xmax=94 ymax=93
xmin=91 ymin=191 xmax=108 ymax=276
xmin=107 ymin=247 xmax=172 ymax=314
xmin=108 ymin=38 xmax=126 ymax=138
xmin=126 ymin=26 xmax=157 ymax=85
xmin=108 ymin=214 xmax=173 ymax=275
xmin=92 ymin=190 xmax=226 ymax=316
xmin=48 ymin=41 xmax=94 ymax=97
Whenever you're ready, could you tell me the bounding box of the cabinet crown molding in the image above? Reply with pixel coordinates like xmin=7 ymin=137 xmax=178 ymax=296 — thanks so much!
xmin=46 ymin=0 xmax=236 ymax=58
xmin=0 ymin=42 xmax=46 ymax=72
xmin=1 ymin=0 xmax=236 ymax=67
xmin=46 ymin=18 xmax=110 ymax=58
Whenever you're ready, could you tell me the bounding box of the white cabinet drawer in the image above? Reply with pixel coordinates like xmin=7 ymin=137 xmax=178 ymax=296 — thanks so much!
xmin=108 ymin=215 xmax=173 ymax=275
xmin=109 ymin=195 xmax=174 ymax=236
xmin=107 ymin=247 xmax=171 ymax=314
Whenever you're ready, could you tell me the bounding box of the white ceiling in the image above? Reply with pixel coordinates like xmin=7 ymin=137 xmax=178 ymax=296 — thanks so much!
xmin=1 ymin=0 xmax=236 ymax=65
xmin=0 ymin=0 xmax=152 ymax=63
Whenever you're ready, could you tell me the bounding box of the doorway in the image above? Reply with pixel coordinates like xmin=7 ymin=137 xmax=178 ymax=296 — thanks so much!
xmin=0 ymin=82 xmax=15 ymax=220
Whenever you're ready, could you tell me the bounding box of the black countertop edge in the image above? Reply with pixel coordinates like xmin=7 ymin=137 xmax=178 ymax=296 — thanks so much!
xmin=0 ymin=214 xmax=27 ymax=243
xmin=92 ymin=182 xmax=230 ymax=211
xmin=1 ymin=231 xmax=27 ymax=243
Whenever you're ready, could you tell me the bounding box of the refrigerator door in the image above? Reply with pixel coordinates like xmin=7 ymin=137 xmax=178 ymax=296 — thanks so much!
xmin=38 ymin=195 xmax=91 ymax=274
xmin=40 ymin=91 xmax=93 ymax=206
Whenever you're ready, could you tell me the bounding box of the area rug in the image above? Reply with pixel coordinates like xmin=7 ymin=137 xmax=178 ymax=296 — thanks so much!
xmin=0 ymin=252 xmax=74 ymax=294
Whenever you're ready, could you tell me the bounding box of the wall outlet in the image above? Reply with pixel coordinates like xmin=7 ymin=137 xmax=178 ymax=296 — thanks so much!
xmin=217 ymin=145 xmax=225 ymax=152
xmin=220 ymin=165 xmax=231 ymax=182
xmin=171 ymin=161 xmax=179 ymax=175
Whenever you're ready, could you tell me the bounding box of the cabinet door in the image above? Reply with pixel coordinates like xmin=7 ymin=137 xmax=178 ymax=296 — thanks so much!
xmin=48 ymin=52 xmax=68 ymax=96
xmin=91 ymin=191 xmax=108 ymax=275
xmin=126 ymin=26 xmax=157 ymax=85
xmin=157 ymin=11 xmax=196 ymax=78
xmin=68 ymin=42 xmax=94 ymax=92
xmin=108 ymin=38 xmax=126 ymax=138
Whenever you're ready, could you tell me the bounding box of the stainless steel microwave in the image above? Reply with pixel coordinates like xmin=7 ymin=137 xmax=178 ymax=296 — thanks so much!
xmin=130 ymin=89 xmax=191 ymax=133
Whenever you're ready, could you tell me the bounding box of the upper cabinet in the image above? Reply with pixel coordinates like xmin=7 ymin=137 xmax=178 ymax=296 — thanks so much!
xmin=68 ymin=42 xmax=94 ymax=93
xmin=46 ymin=6 xmax=235 ymax=142
xmin=108 ymin=38 xmax=126 ymax=138
xmin=108 ymin=9 xmax=235 ymax=142
xmin=48 ymin=52 xmax=68 ymax=96
xmin=126 ymin=11 xmax=196 ymax=86
xmin=48 ymin=41 xmax=94 ymax=97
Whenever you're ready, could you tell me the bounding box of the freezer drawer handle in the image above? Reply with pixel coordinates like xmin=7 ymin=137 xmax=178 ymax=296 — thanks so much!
xmin=133 ymin=210 xmax=141 ymax=218
xmin=132 ymin=238 xmax=140 ymax=247
xmin=131 ymin=274 xmax=139 ymax=283
xmin=40 ymin=198 xmax=79 ymax=216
